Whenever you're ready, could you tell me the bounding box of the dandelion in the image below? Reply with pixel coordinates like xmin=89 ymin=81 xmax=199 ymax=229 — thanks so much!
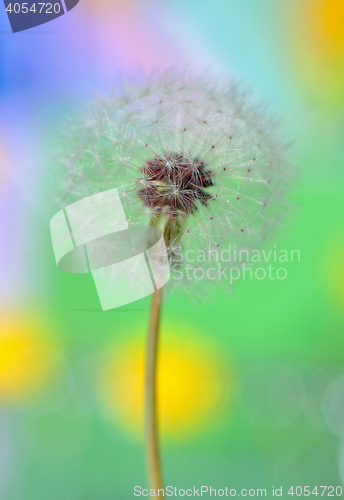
xmin=55 ymin=69 xmax=296 ymax=496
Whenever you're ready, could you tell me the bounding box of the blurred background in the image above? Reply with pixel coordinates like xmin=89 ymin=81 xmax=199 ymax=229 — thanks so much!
xmin=0 ymin=0 xmax=344 ymax=498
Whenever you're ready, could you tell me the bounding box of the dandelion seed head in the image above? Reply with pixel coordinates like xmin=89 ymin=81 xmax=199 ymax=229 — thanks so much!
xmin=55 ymin=69 xmax=297 ymax=295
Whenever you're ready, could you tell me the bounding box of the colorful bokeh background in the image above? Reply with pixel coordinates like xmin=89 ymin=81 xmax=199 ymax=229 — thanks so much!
xmin=1 ymin=0 xmax=344 ymax=498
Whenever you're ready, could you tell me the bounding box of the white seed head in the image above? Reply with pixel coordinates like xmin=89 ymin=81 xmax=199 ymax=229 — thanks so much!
xmin=55 ymin=69 xmax=297 ymax=296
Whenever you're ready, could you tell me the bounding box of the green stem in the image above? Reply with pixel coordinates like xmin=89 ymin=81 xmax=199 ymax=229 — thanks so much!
xmin=145 ymin=286 xmax=164 ymax=496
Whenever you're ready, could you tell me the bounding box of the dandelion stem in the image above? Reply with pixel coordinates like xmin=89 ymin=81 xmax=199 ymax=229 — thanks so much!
xmin=145 ymin=286 xmax=163 ymax=496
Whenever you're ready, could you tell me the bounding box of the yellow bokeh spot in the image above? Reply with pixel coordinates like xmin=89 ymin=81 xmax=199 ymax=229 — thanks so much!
xmin=316 ymin=0 xmax=344 ymax=53
xmin=298 ymin=0 xmax=344 ymax=62
xmin=0 ymin=311 xmax=55 ymax=402
xmin=103 ymin=326 xmax=234 ymax=439
xmin=284 ymin=0 xmax=344 ymax=105
xmin=5 ymin=347 xmax=56 ymax=402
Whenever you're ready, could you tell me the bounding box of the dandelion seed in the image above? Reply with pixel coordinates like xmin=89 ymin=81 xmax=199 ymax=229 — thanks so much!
xmin=56 ymin=70 xmax=295 ymax=295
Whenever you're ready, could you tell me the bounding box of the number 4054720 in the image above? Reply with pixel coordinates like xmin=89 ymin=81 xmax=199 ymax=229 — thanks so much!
xmin=288 ymin=486 xmax=343 ymax=497
xmin=6 ymin=3 xmax=61 ymax=14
